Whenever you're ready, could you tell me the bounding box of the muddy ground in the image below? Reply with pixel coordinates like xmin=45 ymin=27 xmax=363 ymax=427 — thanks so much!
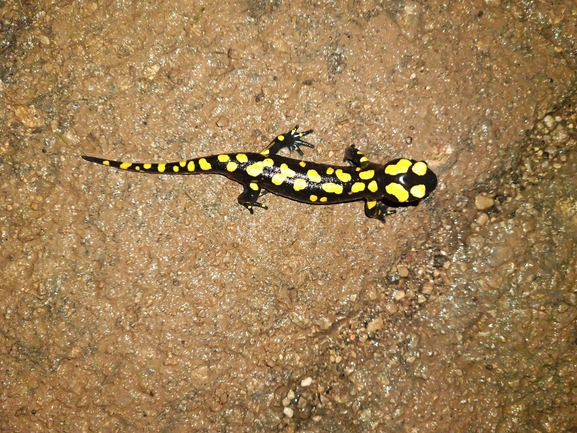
xmin=1 ymin=1 xmax=576 ymax=432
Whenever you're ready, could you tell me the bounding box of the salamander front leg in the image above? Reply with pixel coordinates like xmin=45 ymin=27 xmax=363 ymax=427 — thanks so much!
xmin=365 ymin=200 xmax=396 ymax=223
xmin=261 ymin=125 xmax=314 ymax=156
xmin=237 ymin=181 xmax=268 ymax=214
xmin=344 ymin=145 xmax=371 ymax=169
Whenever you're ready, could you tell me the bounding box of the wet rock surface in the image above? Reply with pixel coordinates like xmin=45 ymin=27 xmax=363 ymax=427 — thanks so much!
xmin=1 ymin=1 xmax=576 ymax=431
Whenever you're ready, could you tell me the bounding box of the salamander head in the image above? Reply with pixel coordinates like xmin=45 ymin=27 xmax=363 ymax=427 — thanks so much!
xmin=381 ymin=158 xmax=437 ymax=204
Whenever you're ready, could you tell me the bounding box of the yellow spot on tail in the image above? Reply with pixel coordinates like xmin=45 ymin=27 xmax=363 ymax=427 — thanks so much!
xmin=199 ymin=158 xmax=212 ymax=170
xmin=218 ymin=154 xmax=230 ymax=162
xmin=236 ymin=154 xmax=248 ymax=163
xmin=293 ymin=178 xmax=307 ymax=191
xmin=135 ymin=166 xmax=141 ymax=171
xmin=103 ymin=160 xmax=110 ymax=166
xmin=368 ymin=180 xmax=378 ymax=193
xmin=280 ymin=163 xmax=296 ymax=178
xmin=179 ymin=160 xmax=186 ymax=167
xmin=173 ymin=165 xmax=179 ymax=172
xmin=412 ymin=161 xmax=428 ymax=176
xmin=299 ymin=161 xmax=306 ymax=168
xmin=351 ymin=182 xmax=365 ymax=193
xmin=307 ymin=169 xmax=321 ymax=183
xmin=278 ymin=135 xmax=285 ymax=141
xmin=359 ymin=170 xmax=374 ymax=180
xmin=143 ymin=163 xmax=152 ymax=170
xmin=158 ymin=163 xmax=166 ymax=173
xmin=271 ymin=172 xmax=287 ymax=185
xmin=322 ymin=183 xmax=343 ymax=194
xmin=385 ymin=159 xmax=412 ymax=175
xmin=410 ymin=184 xmax=427 ymax=198
xmin=367 ymin=200 xmax=377 ymax=209
xmin=326 ymin=167 xmax=334 ymax=175
xmin=320 ymin=197 xmax=328 ymax=202
xmin=386 ymin=182 xmax=409 ymax=202
xmin=187 ymin=160 xmax=195 ymax=171
xmin=335 ymin=169 xmax=352 ymax=182
xmin=120 ymin=162 xmax=132 ymax=170
xmin=260 ymin=149 xmax=270 ymax=156
xmin=250 ymin=182 xmax=259 ymax=191
xmin=309 ymin=194 xmax=318 ymax=202
xmin=226 ymin=162 xmax=238 ymax=172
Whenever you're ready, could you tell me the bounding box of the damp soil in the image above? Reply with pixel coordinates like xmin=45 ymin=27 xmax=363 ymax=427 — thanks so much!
xmin=1 ymin=1 xmax=577 ymax=432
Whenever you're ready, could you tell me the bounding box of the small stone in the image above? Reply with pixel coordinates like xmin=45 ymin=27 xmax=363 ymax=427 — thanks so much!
xmin=475 ymin=194 xmax=494 ymax=210
xmin=397 ymin=266 xmax=409 ymax=278
xmin=476 ymin=212 xmax=489 ymax=226
xmin=543 ymin=114 xmax=555 ymax=129
xmin=366 ymin=317 xmax=384 ymax=333
xmin=421 ymin=283 xmax=434 ymax=294
xmin=300 ymin=377 xmax=313 ymax=387
xmin=385 ymin=302 xmax=398 ymax=314
xmin=283 ymin=407 xmax=294 ymax=418
xmin=394 ymin=290 xmax=406 ymax=301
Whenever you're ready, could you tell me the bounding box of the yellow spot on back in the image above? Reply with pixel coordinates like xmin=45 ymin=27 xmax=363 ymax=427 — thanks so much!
xmin=335 ymin=169 xmax=352 ymax=182
xmin=368 ymin=180 xmax=378 ymax=193
xmin=320 ymin=197 xmax=328 ymax=202
xmin=326 ymin=167 xmax=334 ymax=175
xmin=385 ymin=159 xmax=412 ymax=175
xmin=351 ymin=182 xmax=366 ymax=193
xmin=263 ymin=158 xmax=274 ymax=166
xmin=309 ymin=194 xmax=318 ymax=202
xmin=236 ymin=154 xmax=248 ymax=163
xmin=271 ymin=173 xmax=287 ymax=186
xmin=412 ymin=161 xmax=428 ymax=176
xmin=120 ymin=162 xmax=132 ymax=170
xmin=307 ymin=169 xmax=321 ymax=183
xmin=278 ymin=135 xmax=285 ymax=141
xmin=103 ymin=160 xmax=110 ymax=166
xmin=322 ymin=183 xmax=343 ymax=194
xmin=293 ymin=178 xmax=307 ymax=191
xmin=386 ymin=182 xmax=409 ymax=202
xmin=410 ymin=184 xmax=427 ymax=198
xmin=199 ymin=158 xmax=212 ymax=170
xmin=247 ymin=163 xmax=263 ymax=177
xmin=280 ymin=163 xmax=296 ymax=178
xmin=179 ymin=160 xmax=186 ymax=167
xmin=187 ymin=160 xmax=195 ymax=171
xmin=143 ymin=163 xmax=152 ymax=170
xmin=359 ymin=170 xmax=374 ymax=180
xmin=360 ymin=156 xmax=369 ymax=163
xmin=158 ymin=163 xmax=166 ymax=173
xmin=226 ymin=162 xmax=238 ymax=172
xmin=218 ymin=154 xmax=230 ymax=162
xmin=260 ymin=149 xmax=270 ymax=156
xmin=173 ymin=165 xmax=179 ymax=172
xmin=249 ymin=182 xmax=259 ymax=191
xmin=299 ymin=161 xmax=306 ymax=168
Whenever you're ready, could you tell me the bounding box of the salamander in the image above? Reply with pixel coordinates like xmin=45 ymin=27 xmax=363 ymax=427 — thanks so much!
xmin=82 ymin=126 xmax=437 ymax=222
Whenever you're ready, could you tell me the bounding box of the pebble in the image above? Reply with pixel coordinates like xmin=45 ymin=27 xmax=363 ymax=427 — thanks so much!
xmin=476 ymin=212 xmax=489 ymax=226
xmin=398 ymin=266 xmax=409 ymax=277
xmin=283 ymin=407 xmax=294 ymax=418
xmin=474 ymin=194 xmax=494 ymax=210
xmin=543 ymin=114 xmax=555 ymax=129
xmin=366 ymin=317 xmax=384 ymax=333
xmin=394 ymin=290 xmax=406 ymax=301
xmin=300 ymin=377 xmax=313 ymax=387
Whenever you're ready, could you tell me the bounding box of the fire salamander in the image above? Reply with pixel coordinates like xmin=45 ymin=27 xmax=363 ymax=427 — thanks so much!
xmin=82 ymin=126 xmax=437 ymax=222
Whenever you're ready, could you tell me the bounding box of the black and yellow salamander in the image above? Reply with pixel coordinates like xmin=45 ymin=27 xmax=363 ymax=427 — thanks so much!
xmin=82 ymin=126 xmax=437 ymax=222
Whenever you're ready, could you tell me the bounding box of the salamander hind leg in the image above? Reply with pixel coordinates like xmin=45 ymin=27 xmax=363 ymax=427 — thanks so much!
xmin=261 ymin=125 xmax=314 ymax=156
xmin=237 ymin=181 xmax=268 ymax=214
xmin=365 ymin=200 xmax=396 ymax=223
xmin=344 ymin=145 xmax=371 ymax=169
